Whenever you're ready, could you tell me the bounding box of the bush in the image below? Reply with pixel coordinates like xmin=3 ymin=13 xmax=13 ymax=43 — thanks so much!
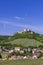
xmin=14 ymin=52 xmax=20 ymax=56
xmin=0 ymin=53 xmax=2 ymax=58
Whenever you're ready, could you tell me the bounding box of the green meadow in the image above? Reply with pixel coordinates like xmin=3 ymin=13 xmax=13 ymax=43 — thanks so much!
xmin=0 ymin=59 xmax=43 ymax=65
xmin=9 ymin=38 xmax=43 ymax=47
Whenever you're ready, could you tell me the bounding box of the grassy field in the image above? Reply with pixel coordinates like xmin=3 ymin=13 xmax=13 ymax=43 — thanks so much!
xmin=9 ymin=38 xmax=43 ymax=47
xmin=0 ymin=59 xmax=43 ymax=65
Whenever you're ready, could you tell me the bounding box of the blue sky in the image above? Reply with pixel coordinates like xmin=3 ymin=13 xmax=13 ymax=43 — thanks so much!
xmin=0 ymin=0 xmax=43 ymax=35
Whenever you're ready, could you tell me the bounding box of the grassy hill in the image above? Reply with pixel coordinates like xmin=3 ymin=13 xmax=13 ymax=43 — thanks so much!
xmin=0 ymin=29 xmax=43 ymax=47
xmin=9 ymin=29 xmax=43 ymax=43
xmin=9 ymin=38 xmax=43 ymax=47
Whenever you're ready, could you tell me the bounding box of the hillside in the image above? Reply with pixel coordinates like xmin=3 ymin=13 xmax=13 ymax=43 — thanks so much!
xmin=9 ymin=38 xmax=43 ymax=47
xmin=0 ymin=35 xmax=10 ymax=42
xmin=9 ymin=29 xmax=43 ymax=43
xmin=0 ymin=29 xmax=43 ymax=47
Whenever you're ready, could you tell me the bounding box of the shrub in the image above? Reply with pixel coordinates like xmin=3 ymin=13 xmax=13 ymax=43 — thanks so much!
xmin=0 ymin=53 xmax=2 ymax=58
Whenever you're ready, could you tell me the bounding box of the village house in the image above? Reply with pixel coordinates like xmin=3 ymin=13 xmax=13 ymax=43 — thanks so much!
xmin=32 ymin=55 xmax=38 ymax=59
xmin=39 ymin=49 xmax=43 ymax=53
xmin=20 ymin=50 xmax=24 ymax=54
xmin=14 ymin=47 xmax=20 ymax=52
xmin=32 ymin=49 xmax=41 ymax=58
xmin=1 ymin=48 xmax=10 ymax=55
xmin=16 ymin=56 xmax=23 ymax=60
xmin=23 ymin=56 xmax=27 ymax=59
xmin=1 ymin=50 xmax=9 ymax=54
xmin=9 ymin=50 xmax=14 ymax=53
xmin=9 ymin=56 xmax=24 ymax=60
xmin=32 ymin=49 xmax=39 ymax=54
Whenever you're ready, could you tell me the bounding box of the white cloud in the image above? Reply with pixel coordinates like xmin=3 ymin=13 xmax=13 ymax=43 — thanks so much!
xmin=0 ymin=20 xmax=43 ymax=34
xmin=0 ymin=20 xmax=26 ymax=27
xmin=14 ymin=16 xmax=24 ymax=20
